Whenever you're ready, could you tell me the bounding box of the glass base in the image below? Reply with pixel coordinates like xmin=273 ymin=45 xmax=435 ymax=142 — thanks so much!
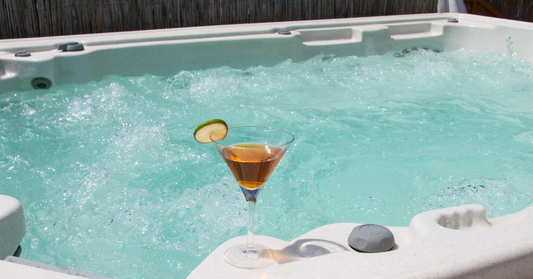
xmin=224 ymin=244 xmax=276 ymax=269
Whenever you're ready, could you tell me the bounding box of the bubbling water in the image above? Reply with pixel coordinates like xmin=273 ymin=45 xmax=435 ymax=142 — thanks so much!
xmin=1 ymin=48 xmax=533 ymax=278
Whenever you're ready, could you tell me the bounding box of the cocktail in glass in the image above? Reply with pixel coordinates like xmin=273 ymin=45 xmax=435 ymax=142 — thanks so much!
xmin=211 ymin=126 xmax=294 ymax=269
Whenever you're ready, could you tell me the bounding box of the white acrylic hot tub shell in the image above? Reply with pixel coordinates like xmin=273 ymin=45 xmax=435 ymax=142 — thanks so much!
xmin=2 ymin=13 xmax=533 ymax=93
xmin=187 ymin=204 xmax=533 ymax=279
xmin=0 ymin=195 xmax=25 ymax=260
xmin=1 ymin=13 xmax=533 ymax=278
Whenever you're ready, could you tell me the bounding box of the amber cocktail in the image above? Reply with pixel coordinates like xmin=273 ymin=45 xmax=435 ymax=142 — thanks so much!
xmin=212 ymin=126 xmax=294 ymax=269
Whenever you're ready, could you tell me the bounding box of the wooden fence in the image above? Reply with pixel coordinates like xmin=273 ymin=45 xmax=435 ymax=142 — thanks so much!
xmin=1 ymin=0 xmax=532 ymax=39
xmin=465 ymin=0 xmax=533 ymax=20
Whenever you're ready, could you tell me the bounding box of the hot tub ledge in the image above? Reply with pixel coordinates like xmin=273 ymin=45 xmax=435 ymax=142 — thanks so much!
xmin=0 ymin=195 xmax=26 ymax=260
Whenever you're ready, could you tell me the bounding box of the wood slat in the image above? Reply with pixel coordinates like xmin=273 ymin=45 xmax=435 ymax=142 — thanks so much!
xmin=0 ymin=0 xmax=531 ymax=39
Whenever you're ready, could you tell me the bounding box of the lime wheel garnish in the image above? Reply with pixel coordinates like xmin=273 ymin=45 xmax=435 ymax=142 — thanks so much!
xmin=193 ymin=119 xmax=228 ymax=143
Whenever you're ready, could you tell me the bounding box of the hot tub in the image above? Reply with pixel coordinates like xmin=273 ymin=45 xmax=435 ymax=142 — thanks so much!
xmin=1 ymin=12 xmax=533 ymax=279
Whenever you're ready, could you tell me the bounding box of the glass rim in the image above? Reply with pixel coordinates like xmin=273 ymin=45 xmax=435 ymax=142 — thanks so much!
xmin=210 ymin=125 xmax=295 ymax=149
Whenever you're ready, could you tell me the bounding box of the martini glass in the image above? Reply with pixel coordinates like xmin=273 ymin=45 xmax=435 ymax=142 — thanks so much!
xmin=211 ymin=126 xmax=294 ymax=269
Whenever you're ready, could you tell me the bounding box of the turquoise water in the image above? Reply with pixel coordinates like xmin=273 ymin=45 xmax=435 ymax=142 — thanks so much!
xmin=1 ymin=48 xmax=533 ymax=278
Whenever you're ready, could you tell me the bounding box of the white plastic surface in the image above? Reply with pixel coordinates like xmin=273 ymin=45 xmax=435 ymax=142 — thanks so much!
xmin=189 ymin=205 xmax=533 ymax=279
xmin=0 ymin=195 xmax=25 ymax=260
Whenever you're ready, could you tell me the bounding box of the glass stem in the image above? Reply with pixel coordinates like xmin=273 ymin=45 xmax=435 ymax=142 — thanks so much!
xmin=246 ymin=201 xmax=256 ymax=251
